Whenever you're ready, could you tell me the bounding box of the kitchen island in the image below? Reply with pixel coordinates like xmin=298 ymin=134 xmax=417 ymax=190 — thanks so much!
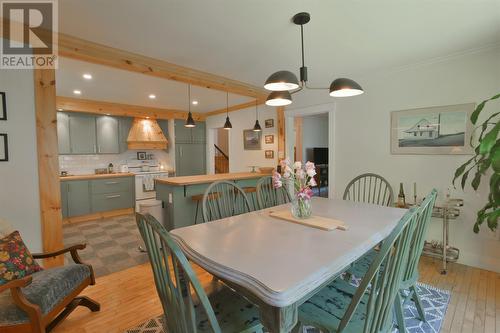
xmin=156 ymin=172 xmax=271 ymax=229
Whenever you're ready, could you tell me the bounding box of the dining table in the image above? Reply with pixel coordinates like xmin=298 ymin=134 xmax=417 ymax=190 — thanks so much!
xmin=170 ymin=197 xmax=407 ymax=333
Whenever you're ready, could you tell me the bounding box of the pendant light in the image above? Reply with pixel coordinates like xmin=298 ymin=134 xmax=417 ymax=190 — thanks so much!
xmin=252 ymin=99 xmax=262 ymax=132
xmin=184 ymin=84 xmax=196 ymax=128
xmin=264 ymin=12 xmax=364 ymax=106
xmin=223 ymin=92 xmax=232 ymax=130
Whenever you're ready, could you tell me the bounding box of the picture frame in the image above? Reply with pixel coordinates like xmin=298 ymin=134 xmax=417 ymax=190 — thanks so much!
xmin=390 ymin=103 xmax=474 ymax=155
xmin=265 ymin=150 xmax=274 ymax=159
xmin=137 ymin=151 xmax=147 ymax=160
xmin=265 ymin=135 xmax=274 ymax=144
xmin=243 ymin=129 xmax=262 ymax=150
xmin=265 ymin=119 xmax=274 ymax=128
xmin=0 ymin=134 xmax=8 ymax=162
xmin=0 ymin=92 xmax=6 ymax=120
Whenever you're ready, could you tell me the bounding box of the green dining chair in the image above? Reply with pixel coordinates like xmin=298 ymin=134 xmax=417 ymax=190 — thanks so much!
xmin=202 ymin=180 xmax=252 ymax=222
xmin=296 ymin=207 xmax=419 ymax=333
xmin=135 ymin=213 xmax=264 ymax=333
xmin=343 ymin=189 xmax=438 ymax=331
xmin=343 ymin=173 xmax=393 ymax=206
xmin=256 ymin=176 xmax=291 ymax=210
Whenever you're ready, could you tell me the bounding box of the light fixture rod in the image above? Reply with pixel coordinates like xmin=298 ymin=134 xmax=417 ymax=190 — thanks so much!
xmin=299 ymin=24 xmax=308 ymax=83
xmin=188 ymin=84 xmax=191 ymax=112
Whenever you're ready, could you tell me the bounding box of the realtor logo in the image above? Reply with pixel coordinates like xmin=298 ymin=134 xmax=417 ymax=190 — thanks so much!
xmin=1 ymin=0 xmax=58 ymax=69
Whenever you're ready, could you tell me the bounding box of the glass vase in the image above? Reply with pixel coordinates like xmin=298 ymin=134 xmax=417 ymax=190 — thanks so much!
xmin=291 ymin=196 xmax=312 ymax=219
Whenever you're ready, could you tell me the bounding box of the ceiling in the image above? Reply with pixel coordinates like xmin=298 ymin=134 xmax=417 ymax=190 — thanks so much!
xmin=57 ymin=0 xmax=500 ymax=110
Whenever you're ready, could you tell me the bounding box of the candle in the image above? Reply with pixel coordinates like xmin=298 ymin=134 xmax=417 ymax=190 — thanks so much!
xmin=413 ymin=182 xmax=417 ymax=204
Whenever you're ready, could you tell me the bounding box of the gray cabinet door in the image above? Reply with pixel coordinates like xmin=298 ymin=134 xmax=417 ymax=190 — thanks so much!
xmin=57 ymin=112 xmax=71 ymax=154
xmin=96 ymin=116 xmax=119 ymax=154
xmin=174 ymin=119 xmax=193 ymax=143
xmin=191 ymin=121 xmax=206 ymax=143
xmin=60 ymin=182 xmax=68 ymax=218
xmin=67 ymin=180 xmax=91 ymax=217
xmin=175 ymin=143 xmax=206 ymax=176
xmin=69 ymin=114 xmax=96 ymax=154
xmin=118 ymin=117 xmax=133 ymax=153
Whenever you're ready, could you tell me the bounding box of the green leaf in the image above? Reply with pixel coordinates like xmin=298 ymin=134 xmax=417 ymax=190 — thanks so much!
xmin=471 ymin=101 xmax=486 ymax=124
xmin=487 ymin=209 xmax=500 ymax=231
xmin=473 ymin=222 xmax=480 ymax=233
xmin=453 ymin=156 xmax=475 ymax=186
xmin=492 ymin=141 xmax=500 ymax=173
xmin=479 ymin=122 xmax=500 ymax=155
xmin=471 ymin=171 xmax=482 ymax=190
xmin=461 ymin=170 xmax=470 ymax=189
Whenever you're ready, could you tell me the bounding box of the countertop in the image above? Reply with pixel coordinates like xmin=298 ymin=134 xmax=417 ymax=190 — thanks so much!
xmin=59 ymin=173 xmax=135 ymax=181
xmin=156 ymin=172 xmax=271 ymax=186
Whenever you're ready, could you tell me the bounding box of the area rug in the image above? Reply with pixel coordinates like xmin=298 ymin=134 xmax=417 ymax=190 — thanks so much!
xmin=124 ymin=283 xmax=450 ymax=333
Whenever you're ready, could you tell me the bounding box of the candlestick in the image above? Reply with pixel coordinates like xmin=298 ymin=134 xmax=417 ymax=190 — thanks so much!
xmin=414 ymin=182 xmax=417 ymax=205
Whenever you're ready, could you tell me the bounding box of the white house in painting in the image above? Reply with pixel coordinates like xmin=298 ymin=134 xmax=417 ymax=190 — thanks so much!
xmin=404 ymin=119 xmax=439 ymax=139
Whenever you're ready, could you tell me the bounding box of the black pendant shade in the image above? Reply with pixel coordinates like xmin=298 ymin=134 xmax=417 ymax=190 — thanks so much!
xmin=265 ymin=90 xmax=292 ymax=106
xmin=253 ymin=120 xmax=262 ymax=131
xmin=264 ymin=70 xmax=300 ymax=91
xmin=185 ymin=112 xmax=196 ymax=127
xmin=329 ymin=78 xmax=364 ymax=97
xmin=223 ymin=116 xmax=232 ymax=130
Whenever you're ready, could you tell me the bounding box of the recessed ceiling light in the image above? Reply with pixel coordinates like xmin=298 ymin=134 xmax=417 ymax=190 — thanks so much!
xmin=105 ymin=113 xmax=111 ymax=116
xmin=73 ymin=90 xmax=81 ymax=95
xmin=57 ymin=108 xmax=64 ymax=111
xmin=192 ymin=100 xmax=198 ymax=105
xmin=82 ymin=73 xmax=92 ymax=80
xmin=148 ymin=94 xmax=156 ymax=99
xmin=146 ymin=116 xmax=150 ymax=119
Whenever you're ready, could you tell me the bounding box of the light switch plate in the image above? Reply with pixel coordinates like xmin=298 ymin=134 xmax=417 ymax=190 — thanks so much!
xmin=168 ymin=193 xmax=173 ymax=204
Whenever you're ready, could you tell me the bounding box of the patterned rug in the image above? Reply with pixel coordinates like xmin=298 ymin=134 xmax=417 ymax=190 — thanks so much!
xmin=124 ymin=282 xmax=450 ymax=333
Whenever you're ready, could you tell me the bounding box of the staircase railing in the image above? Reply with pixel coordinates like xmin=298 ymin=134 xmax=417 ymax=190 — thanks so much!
xmin=214 ymin=144 xmax=229 ymax=174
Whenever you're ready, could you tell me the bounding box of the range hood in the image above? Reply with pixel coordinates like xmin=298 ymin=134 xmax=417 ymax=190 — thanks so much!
xmin=127 ymin=118 xmax=168 ymax=150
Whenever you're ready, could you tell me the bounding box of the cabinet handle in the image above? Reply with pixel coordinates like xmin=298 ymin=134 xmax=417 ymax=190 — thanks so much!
xmin=93 ymin=144 xmax=97 ymax=153
xmin=105 ymin=181 xmax=119 ymax=185
xmin=105 ymin=194 xmax=121 ymax=199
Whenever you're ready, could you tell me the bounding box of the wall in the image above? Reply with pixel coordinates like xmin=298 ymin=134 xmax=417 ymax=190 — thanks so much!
xmin=332 ymin=46 xmax=500 ymax=272
xmin=0 ymin=64 xmax=43 ymax=251
xmin=206 ymin=105 xmax=278 ymax=173
xmin=302 ymin=113 xmax=329 ymax=161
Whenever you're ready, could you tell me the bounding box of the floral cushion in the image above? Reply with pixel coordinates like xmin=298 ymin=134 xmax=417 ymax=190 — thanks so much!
xmin=0 ymin=231 xmax=43 ymax=285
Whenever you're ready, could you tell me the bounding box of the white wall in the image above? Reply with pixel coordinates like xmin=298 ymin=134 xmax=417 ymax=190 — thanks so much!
xmin=302 ymin=113 xmax=329 ymax=161
xmin=332 ymin=46 xmax=500 ymax=272
xmin=206 ymin=105 xmax=278 ymax=173
xmin=0 ymin=66 xmax=43 ymax=252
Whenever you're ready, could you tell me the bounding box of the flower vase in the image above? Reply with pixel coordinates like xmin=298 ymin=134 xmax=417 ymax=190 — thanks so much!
xmin=291 ymin=195 xmax=312 ymax=219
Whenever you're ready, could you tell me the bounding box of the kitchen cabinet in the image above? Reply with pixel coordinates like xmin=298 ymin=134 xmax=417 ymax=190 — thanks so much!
xmin=67 ymin=180 xmax=91 ymax=217
xmin=96 ymin=116 xmax=119 ymax=154
xmin=191 ymin=121 xmax=206 ymax=143
xmin=118 ymin=116 xmax=133 ymax=153
xmin=57 ymin=112 xmax=71 ymax=154
xmin=175 ymin=143 xmax=206 ymax=176
xmin=174 ymin=119 xmax=206 ymax=143
xmin=68 ymin=114 xmax=97 ymax=154
xmin=60 ymin=182 xmax=69 ymax=218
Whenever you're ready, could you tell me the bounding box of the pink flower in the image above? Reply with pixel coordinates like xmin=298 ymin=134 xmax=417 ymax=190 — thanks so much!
xmin=293 ymin=161 xmax=302 ymax=169
xmin=305 ymin=161 xmax=316 ymax=177
xmin=272 ymin=172 xmax=283 ymax=188
xmin=297 ymin=187 xmax=314 ymax=200
xmin=309 ymin=177 xmax=317 ymax=187
xmin=296 ymin=168 xmax=306 ymax=180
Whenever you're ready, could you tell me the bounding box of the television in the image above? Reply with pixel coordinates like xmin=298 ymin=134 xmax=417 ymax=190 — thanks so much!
xmin=312 ymin=147 xmax=328 ymax=165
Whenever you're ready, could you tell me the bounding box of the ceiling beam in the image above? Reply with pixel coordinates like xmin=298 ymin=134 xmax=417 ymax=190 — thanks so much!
xmin=57 ymin=33 xmax=268 ymax=99
xmin=56 ymin=96 xmax=206 ymax=120
xmin=204 ymin=97 xmax=267 ymax=117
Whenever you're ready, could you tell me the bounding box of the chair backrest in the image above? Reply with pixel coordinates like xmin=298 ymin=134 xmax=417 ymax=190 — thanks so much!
xmin=136 ymin=213 xmax=222 ymax=333
xmin=202 ymin=180 xmax=252 ymax=222
xmin=338 ymin=208 xmax=419 ymax=333
xmin=402 ymin=189 xmax=437 ymax=285
xmin=343 ymin=173 xmax=394 ymax=206
xmin=256 ymin=176 xmax=292 ymax=210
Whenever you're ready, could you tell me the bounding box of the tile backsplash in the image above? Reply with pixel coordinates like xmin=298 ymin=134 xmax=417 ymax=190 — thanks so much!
xmin=59 ymin=150 xmax=173 ymax=175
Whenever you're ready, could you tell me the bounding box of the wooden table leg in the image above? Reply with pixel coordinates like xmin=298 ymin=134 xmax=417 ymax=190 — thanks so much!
xmin=259 ymin=303 xmax=298 ymax=333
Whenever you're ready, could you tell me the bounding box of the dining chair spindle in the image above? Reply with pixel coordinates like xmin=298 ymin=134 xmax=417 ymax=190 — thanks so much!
xmin=343 ymin=173 xmax=394 ymax=206
xmin=256 ymin=176 xmax=292 ymax=210
xmin=202 ymin=180 xmax=252 ymax=222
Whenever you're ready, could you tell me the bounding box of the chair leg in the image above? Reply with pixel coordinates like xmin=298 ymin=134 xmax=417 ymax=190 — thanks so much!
xmin=46 ymin=296 xmax=100 ymax=332
xmin=394 ymin=292 xmax=406 ymax=333
xmin=410 ymin=285 xmax=427 ymax=323
xmin=75 ymin=296 xmax=101 ymax=312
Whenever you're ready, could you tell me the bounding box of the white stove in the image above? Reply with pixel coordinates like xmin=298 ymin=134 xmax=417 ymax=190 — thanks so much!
xmin=128 ymin=160 xmax=168 ymax=209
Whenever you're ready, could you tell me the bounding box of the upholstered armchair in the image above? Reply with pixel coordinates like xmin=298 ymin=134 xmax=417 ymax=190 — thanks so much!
xmin=0 ymin=243 xmax=100 ymax=333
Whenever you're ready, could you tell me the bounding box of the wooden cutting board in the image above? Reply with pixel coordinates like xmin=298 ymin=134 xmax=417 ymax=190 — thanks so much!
xmin=269 ymin=210 xmax=348 ymax=231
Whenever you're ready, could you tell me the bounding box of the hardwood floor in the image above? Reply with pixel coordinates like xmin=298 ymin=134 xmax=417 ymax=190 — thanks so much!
xmin=53 ymin=257 xmax=500 ymax=333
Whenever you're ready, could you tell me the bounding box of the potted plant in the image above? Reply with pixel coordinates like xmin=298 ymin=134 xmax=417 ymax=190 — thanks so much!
xmin=453 ymin=93 xmax=500 ymax=233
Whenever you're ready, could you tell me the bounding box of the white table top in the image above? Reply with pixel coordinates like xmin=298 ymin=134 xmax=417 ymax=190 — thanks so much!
xmin=170 ymin=197 xmax=407 ymax=307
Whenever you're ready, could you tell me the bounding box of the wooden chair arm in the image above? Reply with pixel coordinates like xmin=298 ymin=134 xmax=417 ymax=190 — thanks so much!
xmin=0 ymin=275 xmax=32 ymax=294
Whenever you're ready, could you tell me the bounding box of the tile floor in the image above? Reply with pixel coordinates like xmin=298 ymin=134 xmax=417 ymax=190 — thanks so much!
xmin=63 ymin=214 xmax=149 ymax=277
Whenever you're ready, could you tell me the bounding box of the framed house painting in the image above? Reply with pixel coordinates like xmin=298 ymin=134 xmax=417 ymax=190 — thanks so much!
xmin=265 ymin=150 xmax=274 ymax=159
xmin=243 ymin=129 xmax=262 ymax=150
xmin=0 ymin=92 xmax=6 ymax=120
xmin=391 ymin=103 xmax=474 ymax=155
xmin=265 ymin=135 xmax=274 ymax=144
xmin=0 ymin=134 xmax=8 ymax=161
xmin=265 ymin=119 xmax=274 ymax=128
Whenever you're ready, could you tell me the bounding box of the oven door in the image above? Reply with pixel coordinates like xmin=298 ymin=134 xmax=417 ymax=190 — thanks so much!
xmin=135 ymin=175 xmax=156 ymax=200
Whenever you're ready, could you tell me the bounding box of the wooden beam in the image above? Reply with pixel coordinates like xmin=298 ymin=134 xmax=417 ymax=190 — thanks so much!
xmin=56 ymin=96 xmax=206 ymax=121
xmin=277 ymin=106 xmax=285 ymax=160
xmin=294 ymin=117 xmax=303 ymax=162
xmin=57 ymin=33 xmax=268 ymax=99
xmin=204 ymin=97 xmax=267 ymax=117
xmin=34 ymin=69 xmax=64 ymax=267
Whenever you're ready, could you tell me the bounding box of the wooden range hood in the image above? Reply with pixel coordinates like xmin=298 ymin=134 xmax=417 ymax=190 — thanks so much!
xmin=127 ymin=118 xmax=168 ymax=150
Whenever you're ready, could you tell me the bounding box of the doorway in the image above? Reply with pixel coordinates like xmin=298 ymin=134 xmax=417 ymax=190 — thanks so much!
xmin=214 ymin=128 xmax=229 ymax=173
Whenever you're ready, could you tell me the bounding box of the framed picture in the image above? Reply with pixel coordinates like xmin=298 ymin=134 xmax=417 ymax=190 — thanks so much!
xmin=137 ymin=151 xmax=147 ymax=160
xmin=265 ymin=135 xmax=274 ymax=144
xmin=391 ymin=103 xmax=474 ymax=155
xmin=0 ymin=92 xmax=6 ymax=120
xmin=265 ymin=150 xmax=274 ymax=159
xmin=243 ymin=129 xmax=262 ymax=150
xmin=265 ymin=119 xmax=274 ymax=128
xmin=0 ymin=134 xmax=8 ymax=162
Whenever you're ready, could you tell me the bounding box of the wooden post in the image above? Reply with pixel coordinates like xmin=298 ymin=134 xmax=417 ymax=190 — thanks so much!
xmin=294 ymin=117 xmax=303 ymax=162
xmin=277 ymin=106 xmax=285 ymax=160
xmin=34 ymin=69 xmax=64 ymax=267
